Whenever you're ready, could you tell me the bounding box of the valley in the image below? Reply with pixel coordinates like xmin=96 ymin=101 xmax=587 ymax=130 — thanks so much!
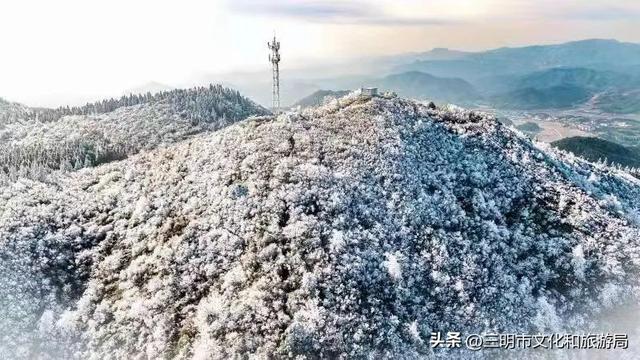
xmin=481 ymin=103 xmax=640 ymax=147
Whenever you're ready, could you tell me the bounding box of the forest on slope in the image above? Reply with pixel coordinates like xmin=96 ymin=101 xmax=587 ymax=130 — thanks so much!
xmin=552 ymin=136 xmax=640 ymax=169
xmin=0 ymin=85 xmax=269 ymax=184
xmin=2 ymin=92 xmax=640 ymax=359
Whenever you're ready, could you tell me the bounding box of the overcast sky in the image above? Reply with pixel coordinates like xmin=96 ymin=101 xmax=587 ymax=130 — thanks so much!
xmin=1 ymin=0 xmax=639 ymax=107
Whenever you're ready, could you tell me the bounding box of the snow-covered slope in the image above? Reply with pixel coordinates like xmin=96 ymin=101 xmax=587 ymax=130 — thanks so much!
xmin=2 ymin=94 xmax=640 ymax=359
xmin=0 ymin=86 xmax=269 ymax=184
xmin=0 ymin=97 xmax=33 ymax=125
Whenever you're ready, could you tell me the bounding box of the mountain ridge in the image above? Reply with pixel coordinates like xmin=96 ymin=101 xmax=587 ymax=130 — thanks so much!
xmin=396 ymin=39 xmax=640 ymax=81
xmin=0 ymin=84 xmax=269 ymax=184
xmin=2 ymin=93 xmax=640 ymax=358
xmin=374 ymin=71 xmax=480 ymax=103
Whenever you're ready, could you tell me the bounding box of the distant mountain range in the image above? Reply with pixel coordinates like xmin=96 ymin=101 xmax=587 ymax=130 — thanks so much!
xmin=417 ymin=47 xmax=470 ymax=60
xmin=408 ymin=40 xmax=640 ymax=112
xmin=397 ymin=39 xmax=640 ymax=80
xmin=293 ymin=72 xmax=479 ymax=108
xmin=491 ymin=84 xmax=593 ymax=110
xmin=288 ymin=39 xmax=640 ymax=112
xmin=296 ymin=66 xmax=638 ymax=111
xmin=373 ymin=71 xmax=479 ymax=103
xmin=486 ymin=67 xmax=640 ymax=110
xmin=512 ymin=67 xmax=635 ymax=90
xmin=293 ymin=90 xmax=351 ymax=108
xmin=388 ymin=47 xmax=470 ymax=63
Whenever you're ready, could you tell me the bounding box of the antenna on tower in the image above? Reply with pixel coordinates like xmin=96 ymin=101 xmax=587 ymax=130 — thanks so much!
xmin=268 ymin=33 xmax=281 ymax=113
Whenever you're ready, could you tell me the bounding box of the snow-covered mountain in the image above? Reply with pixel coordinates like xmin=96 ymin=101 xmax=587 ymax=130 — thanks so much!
xmin=0 ymin=85 xmax=269 ymax=184
xmin=0 ymin=97 xmax=34 ymax=124
xmin=2 ymin=92 xmax=640 ymax=359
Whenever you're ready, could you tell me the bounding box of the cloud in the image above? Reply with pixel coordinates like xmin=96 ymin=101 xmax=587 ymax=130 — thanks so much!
xmin=568 ymin=5 xmax=640 ymax=21
xmin=230 ymin=0 xmax=371 ymax=19
xmin=228 ymin=0 xmax=453 ymax=26
xmin=502 ymin=0 xmax=640 ymax=22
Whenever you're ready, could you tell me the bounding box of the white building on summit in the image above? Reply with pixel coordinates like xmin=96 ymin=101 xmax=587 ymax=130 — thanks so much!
xmin=358 ymin=87 xmax=378 ymax=96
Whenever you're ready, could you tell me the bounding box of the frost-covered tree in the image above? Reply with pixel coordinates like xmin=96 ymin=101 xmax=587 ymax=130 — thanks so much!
xmin=0 ymin=85 xmax=269 ymax=184
xmin=1 ymin=92 xmax=640 ymax=359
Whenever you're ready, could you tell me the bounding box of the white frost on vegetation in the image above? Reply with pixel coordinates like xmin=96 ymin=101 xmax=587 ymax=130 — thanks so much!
xmin=383 ymin=252 xmax=402 ymax=281
xmin=1 ymin=94 xmax=640 ymax=359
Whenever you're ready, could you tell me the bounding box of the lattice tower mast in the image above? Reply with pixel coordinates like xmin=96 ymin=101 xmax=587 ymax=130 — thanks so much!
xmin=268 ymin=35 xmax=281 ymax=112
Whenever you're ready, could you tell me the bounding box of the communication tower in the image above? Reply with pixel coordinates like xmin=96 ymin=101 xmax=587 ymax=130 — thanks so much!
xmin=268 ymin=35 xmax=281 ymax=112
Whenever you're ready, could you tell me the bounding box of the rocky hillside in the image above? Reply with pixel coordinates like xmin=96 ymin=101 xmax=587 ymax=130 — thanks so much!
xmin=2 ymin=93 xmax=640 ymax=359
